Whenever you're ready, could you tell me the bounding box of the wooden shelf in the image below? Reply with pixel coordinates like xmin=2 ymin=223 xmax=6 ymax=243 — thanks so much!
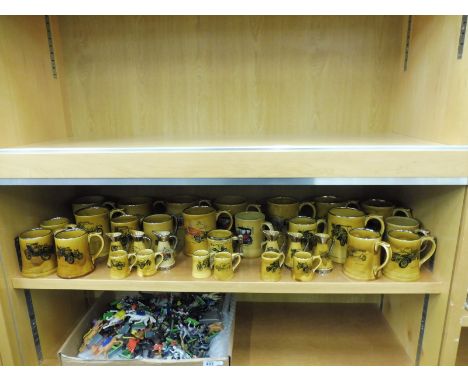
xmin=1 ymin=134 xmax=468 ymax=180
xmin=11 ymin=252 xmax=443 ymax=294
xmin=231 ymin=302 xmax=412 ymax=365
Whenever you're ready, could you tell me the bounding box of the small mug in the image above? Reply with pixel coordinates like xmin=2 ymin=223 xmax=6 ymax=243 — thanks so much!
xmin=143 ymin=213 xmax=178 ymax=246
xmin=110 ymin=213 xmax=140 ymax=234
xmin=108 ymin=250 xmax=136 ymax=279
xmin=384 ymin=216 xmax=428 ymax=238
xmin=207 ymin=229 xmax=242 ymax=255
xmin=260 ymin=251 xmax=285 ymax=282
xmin=292 ymin=251 xmax=322 ymax=282
xmin=383 ymin=230 xmax=437 ymax=282
xmin=212 ymin=251 xmax=241 ymax=281
xmin=192 ymin=249 xmax=212 ymax=279
xmin=40 ymin=217 xmax=76 ymax=233
xmin=19 ymin=228 xmax=57 ymax=278
xmin=72 ymin=195 xmax=115 ymax=213
xmin=343 ymin=228 xmax=392 ymax=281
xmin=132 ymin=249 xmax=164 ymax=277
xmin=54 ymin=228 xmax=104 ymax=279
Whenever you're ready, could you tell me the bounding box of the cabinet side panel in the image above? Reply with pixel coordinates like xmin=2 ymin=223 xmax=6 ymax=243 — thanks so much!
xmin=0 ymin=16 xmax=68 ymax=147
xmin=390 ymin=16 xmax=468 ymax=144
xmin=58 ymin=16 xmax=402 ymax=142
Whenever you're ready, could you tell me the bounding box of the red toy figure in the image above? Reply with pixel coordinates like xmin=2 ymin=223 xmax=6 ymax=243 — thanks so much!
xmin=127 ymin=338 xmax=140 ymax=353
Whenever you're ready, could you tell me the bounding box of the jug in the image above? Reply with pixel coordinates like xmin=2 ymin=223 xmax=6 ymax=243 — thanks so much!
xmin=154 ymin=230 xmax=178 ymax=271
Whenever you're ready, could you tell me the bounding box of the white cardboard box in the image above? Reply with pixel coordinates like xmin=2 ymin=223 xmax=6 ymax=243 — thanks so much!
xmin=58 ymin=291 xmax=235 ymax=366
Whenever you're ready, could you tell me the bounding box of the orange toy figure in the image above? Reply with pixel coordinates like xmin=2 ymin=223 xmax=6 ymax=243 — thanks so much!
xmin=79 ymin=319 xmax=103 ymax=352
xmin=95 ymin=336 xmax=123 ymax=358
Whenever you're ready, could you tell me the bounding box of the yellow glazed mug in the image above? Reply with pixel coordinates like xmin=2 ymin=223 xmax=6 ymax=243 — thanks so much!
xmin=54 ymin=228 xmax=104 ymax=279
xmin=235 ymin=211 xmax=274 ymax=258
xmin=191 ymin=249 xmax=212 ymax=279
xmin=361 ymin=198 xmax=412 ymax=219
xmin=108 ymin=250 xmax=136 ymax=279
xmin=288 ymin=216 xmax=326 ymax=251
xmin=214 ymin=195 xmax=261 ymax=229
xmin=143 ymin=213 xmax=178 ymax=247
xmin=313 ymin=195 xmax=349 ymax=219
xmin=384 ymin=216 xmax=428 ymax=238
xmin=183 ymin=206 xmax=233 ymax=256
xmin=19 ymin=228 xmax=57 ymax=278
xmin=207 ymin=229 xmax=242 ymax=255
xmin=71 ymin=195 xmax=115 ymax=214
xmin=212 ymin=252 xmax=242 ymax=281
xmin=110 ymin=213 xmax=140 ymax=234
xmin=260 ymin=251 xmax=285 ymax=282
xmin=132 ymin=249 xmax=164 ymax=277
xmin=267 ymin=196 xmax=316 ymax=231
xmin=74 ymin=206 xmax=110 ymax=259
xmin=327 ymin=207 xmax=385 ymax=264
xmin=115 ymin=196 xmax=157 ymax=219
xmin=343 ymin=228 xmax=392 ymax=281
xmin=383 ymin=230 xmax=437 ymax=282
xmin=292 ymin=251 xmax=322 ymax=282
xmin=40 ymin=217 xmax=76 ymax=233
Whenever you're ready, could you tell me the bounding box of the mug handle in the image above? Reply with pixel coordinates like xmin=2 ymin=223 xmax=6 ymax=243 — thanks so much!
xmin=199 ymin=199 xmax=212 ymax=207
xmin=311 ymin=255 xmax=323 ymax=273
xmin=154 ymin=252 xmax=164 ymax=271
xmin=171 ymin=214 xmax=179 ymax=235
xmin=262 ymin=221 xmax=274 ymax=231
xmin=345 ymin=200 xmax=360 ymax=209
xmin=169 ymin=234 xmax=179 ymax=252
xmin=216 ymin=210 xmax=233 ymax=230
xmin=233 ymin=234 xmax=244 ymax=255
xmin=298 ymin=202 xmax=317 ymax=218
xmin=364 ymin=215 xmax=385 ymax=236
xmin=110 ymin=208 xmax=126 ymax=220
xmin=278 ymin=253 xmax=285 ymax=268
xmin=246 ymin=204 xmax=262 ymax=212
xmin=316 ymin=218 xmax=326 ymax=234
xmin=153 ymin=200 xmax=166 ymax=212
xmin=419 ymin=236 xmax=437 ymax=267
xmin=231 ymin=253 xmax=242 ymax=272
xmin=102 ymin=201 xmax=116 ymax=210
xmin=393 ymin=207 xmax=412 ymax=218
xmin=128 ymin=253 xmax=137 ymax=271
xmin=143 ymin=235 xmax=153 ymax=249
xmin=373 ymin=241 xmax=392 ymax=277
xmin=88 ymin=232 xmax=105 ymax=264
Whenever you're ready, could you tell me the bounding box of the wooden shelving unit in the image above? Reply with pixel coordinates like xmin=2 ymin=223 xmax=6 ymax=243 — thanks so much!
xmin=1 ymin=15 xmax=468 ymax=367
xmin=11 ymin=254 xmax=443 ymax=294
xmin=232 ymin=302 xmax=412 ymax=366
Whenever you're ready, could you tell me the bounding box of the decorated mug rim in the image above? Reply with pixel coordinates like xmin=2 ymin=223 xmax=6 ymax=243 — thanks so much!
xmin=143 ymin=213 xmax=172 ymax=223
xmin=387 ymin=229 xmax=421 ymax=241
xmin=208 ymin=229 xmax=233 ymax=240
xmin=385 ymin=216 xmax=420 ymax=225
xmin=40 ymin=216 xmax=70 ymax=226
xmin=183 ymin=205 xmax=215 ymax=215
xmin=54 ymin=227 xmax=88 ymax=239
xmin=313 ymin=195 xmax=344 ymax=203
xmin=75 ymin=205 xmax=109 ymax=216
xmin=192 ymin=249 xmax=210 ymax=257
xmin=235 ymin=211 xmax=265 ymax=220
xmin=267 ymin=196 xmax=298 ymax=205
xmin=349 ymin=227 xmax=381 ymax=240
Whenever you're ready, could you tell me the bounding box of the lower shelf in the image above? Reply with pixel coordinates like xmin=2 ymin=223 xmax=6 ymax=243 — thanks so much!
xmin=456 ymin=327 xmax=468 ymax=365
xmin=231 ymin=302 xmax=412 ymax=366
xmin=11 ymin=252 xmax=442 ymax=294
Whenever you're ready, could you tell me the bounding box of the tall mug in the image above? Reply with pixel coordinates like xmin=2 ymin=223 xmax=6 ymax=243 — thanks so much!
xmin=235 ymin=211 xmax=274 ymax=258
xmin=74 ymin=206 xmax=111 ymax=260
xmin=327 ymin=207 xmax=385 ymax=264
xmin=183 ymin=206 xmax=233 ymax=256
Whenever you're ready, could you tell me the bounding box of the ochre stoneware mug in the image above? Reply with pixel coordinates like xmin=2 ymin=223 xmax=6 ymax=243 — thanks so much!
xmin=207 ymin=229 xmax=242 ymax=255
xmin=343 ymin=228 xmax=392 ymax=281
xmin=74 ymin=206 xmax=110 ymax=259
xmin=212 ymin=251 xmax=241 ymax=281
xmin=235 ymin=211 xmax=274 ymax=259
xmin=192 ymin=249 xmax=212 ymax=279
xmin=19 ymin=228 xmax=57 ymax=278
xmin=313 ymin=195 xmax=349 ymax=219
xmin=108 ymin=250 xmax=136 ymax=279
xmin=383 ymin=229 xmax=437 ymax=282
xmin=183 ymin=206 xmax=233 ymax=256
xmin=361 ymin=198 xmax=412 ymax=219
xmin=40 ymin=217 xmax=75 ymax=233
xmin=267 ymin=196 xmax=316 ymax=231
xmin=292 ymin=251 xmax=322 ymax=282
xmin=260 ymin=251 xmax=285 ymax=282
xmin=132 ymin=248 xmax=164 ymax=277
xmin=143 ymin=213 xmax=178 ymax=247
xmin=71 ymin=195 xmax=115 ymax=214
xmin=327 ymin=207 xmax=385 ymax=264
xmin=54 ymin=228 xmax=104 ymax=279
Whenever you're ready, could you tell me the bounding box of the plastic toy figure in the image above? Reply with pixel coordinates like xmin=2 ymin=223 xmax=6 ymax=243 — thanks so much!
xmin=79 ymin=319 xmax=103 ymax=352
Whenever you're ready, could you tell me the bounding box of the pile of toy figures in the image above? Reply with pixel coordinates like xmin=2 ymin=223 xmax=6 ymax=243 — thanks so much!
xmin=78 ymin=293 xmax=225 ymax=360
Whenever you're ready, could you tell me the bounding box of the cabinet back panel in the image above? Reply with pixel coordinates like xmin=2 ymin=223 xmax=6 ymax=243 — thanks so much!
xmin=57 ymin=16 xmax=402 ymax=142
